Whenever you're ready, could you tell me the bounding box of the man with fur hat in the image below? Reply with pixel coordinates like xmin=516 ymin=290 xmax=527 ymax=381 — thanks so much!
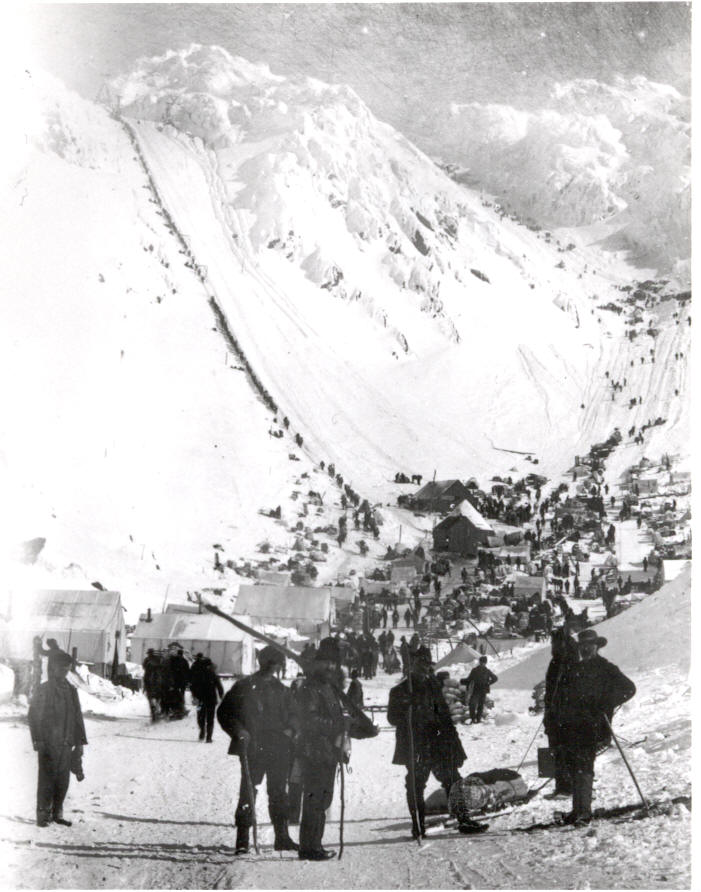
xmin=554 ymin=628 xmax=635 ymax=826
xmin=388 ymin=645 xmax=485 ymax=838
xmin=294 ymin=636 xmax=348 ymax=860
xmin=28 ymin=649 xmax=87 ymax=827
xmin=217 ymin=644 xmax=299 ymax=854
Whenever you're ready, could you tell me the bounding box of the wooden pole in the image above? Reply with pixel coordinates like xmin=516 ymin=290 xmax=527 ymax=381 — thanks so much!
xmin=406 ymin=648 xmax=421 ymax=847
xmin=603 ymin=714 xmax=650 ymax=812
xmin=241 ymin=750 xmax=259 ymax=854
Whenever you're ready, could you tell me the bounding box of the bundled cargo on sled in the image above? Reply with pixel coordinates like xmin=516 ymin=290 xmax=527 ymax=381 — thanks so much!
xmin=449 ymin=768 xmax=529 ymax=820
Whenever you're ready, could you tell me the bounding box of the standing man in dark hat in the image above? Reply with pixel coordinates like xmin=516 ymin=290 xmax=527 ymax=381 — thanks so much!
xmin=388 ymin=646 xmax=485 ymax=838
xmin=462 ymin=656 xmax=498 ymax=724
xmin=554 ymin=629 xmax=635 ymax=827
xmin=346 ymin=668 xmax=364 ymax=709
xmin=295 ymin=637 xmax=347 ymax=860
xmin=543 ymin=627 xmax=580 ymax=799
xmin=28 ymin=650 xmax=87 ymax=827
xmin=217 ymin=645 xmax=299 ymax=854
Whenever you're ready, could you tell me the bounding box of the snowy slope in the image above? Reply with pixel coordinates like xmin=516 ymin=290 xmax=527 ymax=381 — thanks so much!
xmin=2 ymin=52 xmax=690 ymax=618
xmin=0 ymin=69 xmax=333 ymax=613
xmin=496 ymin=562 xmax=691 ymax=691
xmin=111 ymin=47 xmax=688 ymax=475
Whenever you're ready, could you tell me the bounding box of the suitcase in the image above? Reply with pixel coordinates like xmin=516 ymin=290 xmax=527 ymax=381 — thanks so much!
xmin=537 ymin=746 xmax=557 ymax=778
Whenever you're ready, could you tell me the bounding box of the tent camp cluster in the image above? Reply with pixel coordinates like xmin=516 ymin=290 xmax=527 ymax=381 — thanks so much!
xmin=379 ymin=433 xmax=691 ymax=645
xmin=1 ymin=435 xmax=690 ymax=699
xmin=0 ymin=589 xmax=128 ymax=699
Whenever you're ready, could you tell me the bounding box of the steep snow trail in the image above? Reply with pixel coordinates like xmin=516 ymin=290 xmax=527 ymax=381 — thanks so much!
xmin=142 ymin=116 xmax=657 ymax=487
xmin=134 ymin=121 xmax=588 ymax=486
xmin=132 ymin=122 xmax=416 ymax=483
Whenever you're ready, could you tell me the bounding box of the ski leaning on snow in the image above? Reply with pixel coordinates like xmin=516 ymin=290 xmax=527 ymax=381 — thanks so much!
xmin=506 ymin=795 xmax=691 ymax=833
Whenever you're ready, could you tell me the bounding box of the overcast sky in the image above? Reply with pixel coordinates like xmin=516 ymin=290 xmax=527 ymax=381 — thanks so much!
xmin=20 ymin=3 xmax=691 ymax=153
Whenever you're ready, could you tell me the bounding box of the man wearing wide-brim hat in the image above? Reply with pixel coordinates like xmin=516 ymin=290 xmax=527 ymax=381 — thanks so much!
xmin=388 ymin=646 xmax=484 ymax=838
xmin=554 ymin=628 xmax=636 ymax=827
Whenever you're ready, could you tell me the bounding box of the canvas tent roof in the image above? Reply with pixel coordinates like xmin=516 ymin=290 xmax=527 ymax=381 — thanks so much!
xmin=131 ymin=612 xmax=253 ymax=643
xmin=450 ymin=500 xmax=494 ymax=533
xmin=479 ymin=605 xmax=512 ymax=623
xmin=129 ymin=612 xmax=256 ymax=675
xmin=435 ymin=642 xmax=482 ymax=669
xmin=8 ymin=589 xmax=123 ymax=629
xmin=234 ymin=586 xmax=332 ymax=622
xmin=0 ymin=589 xmax=126 ymax=667
xmin=414 ymin=480 xmax=465 ymax=501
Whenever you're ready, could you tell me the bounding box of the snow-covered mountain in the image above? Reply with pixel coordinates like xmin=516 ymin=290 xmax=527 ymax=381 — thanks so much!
xmin=440 ymin=76 xmax=690 ymax=277
xmin=1 ymin=47 xmax=690 ymax=615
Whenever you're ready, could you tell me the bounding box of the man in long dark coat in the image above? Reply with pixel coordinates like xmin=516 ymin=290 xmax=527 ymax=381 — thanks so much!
xmin=543 ymin=628 xmax=580 ymax=799
xmin=190 ymin=657 xmax=224 ymax=742
xmin=553 ymin=628 xmax=636 ymax=826
xmin=165 ymin=647 xmax=190 ymax=717
xmin=462 ymin=656 xmax=498 ymax=724
xmin=295 ymin=637 xmax=348 ymax=860
xmin=28 ymin=650 xmax=87 ymax=827
xmin=217 ymin=646 xmax=299 ymax=854
xmin=346 ymin=669 xmax=364 ymax=709
xmin=388 ymin=646 xmax=482 ymax=839
xmin=142 ymin=648 xmax=165 ymax=721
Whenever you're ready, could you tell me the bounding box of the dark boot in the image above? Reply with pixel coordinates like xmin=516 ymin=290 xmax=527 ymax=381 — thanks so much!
xmin=572 ymin=771 xmax=593 ymax=826
xmin=235 ymin=825 xmax=250 ymax=855
xmin=299 ymin=848 xmax=335 ymax=861
xmin=273 ymin=818 xmax=299 ymax=851
xmin=299 ymin=810 xmax=334 ymax=860
xmin=407 ymin=789 xmax=426 ymax=838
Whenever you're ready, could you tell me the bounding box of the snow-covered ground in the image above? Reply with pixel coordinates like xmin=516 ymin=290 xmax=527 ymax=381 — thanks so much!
xmin=0 ymin=571 xmax=690 ymax=889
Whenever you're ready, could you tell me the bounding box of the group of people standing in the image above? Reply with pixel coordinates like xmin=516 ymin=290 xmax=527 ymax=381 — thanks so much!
xmin=217 ymin=639 xmax=354 ymax=860
xmin=26 ymin=617 xmax=636 ymax=859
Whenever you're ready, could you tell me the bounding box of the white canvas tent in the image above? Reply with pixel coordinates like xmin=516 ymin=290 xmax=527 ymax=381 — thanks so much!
xmin=434 ymin=642 xmax=482 ymax=669
xmin=234 ymin=585 xmax=334 ymax=640
xmin=129 ymin=612 xmax=256 ymax=676
xmin=478 ymin=605 xmax=512 ymax=630
xmin=0 ymin=589 xmax=127 ymax=676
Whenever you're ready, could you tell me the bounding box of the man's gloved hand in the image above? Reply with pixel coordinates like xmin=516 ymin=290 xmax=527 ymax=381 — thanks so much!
xmin=237 ymin=728 xmax=251 ymax=749
xmin=71 ymin=746 xmax=85 ymax=781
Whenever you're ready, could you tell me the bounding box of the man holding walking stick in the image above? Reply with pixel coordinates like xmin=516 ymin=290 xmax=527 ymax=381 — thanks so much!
xmin=554 ymin=628 xmax=636 ymax=827
xmin=388 ymin=646 xmax=486 ymax=839
xmin=217 ymin=646 xmax=300 ymax=855
xmin=294 ymin=637 xmax=348 ymax=861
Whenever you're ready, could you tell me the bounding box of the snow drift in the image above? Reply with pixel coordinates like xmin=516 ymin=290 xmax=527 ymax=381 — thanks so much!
xmin=495 ymin=562 xmax=691 ymax=691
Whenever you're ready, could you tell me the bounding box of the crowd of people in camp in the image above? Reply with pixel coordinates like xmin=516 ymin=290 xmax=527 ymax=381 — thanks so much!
xmin=23 ymin=422 xmax=672 ymax=860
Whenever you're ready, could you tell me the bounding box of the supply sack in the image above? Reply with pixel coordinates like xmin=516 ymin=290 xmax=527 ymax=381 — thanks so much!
xmin=449 ymin=768 xmax=528 ymax=819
